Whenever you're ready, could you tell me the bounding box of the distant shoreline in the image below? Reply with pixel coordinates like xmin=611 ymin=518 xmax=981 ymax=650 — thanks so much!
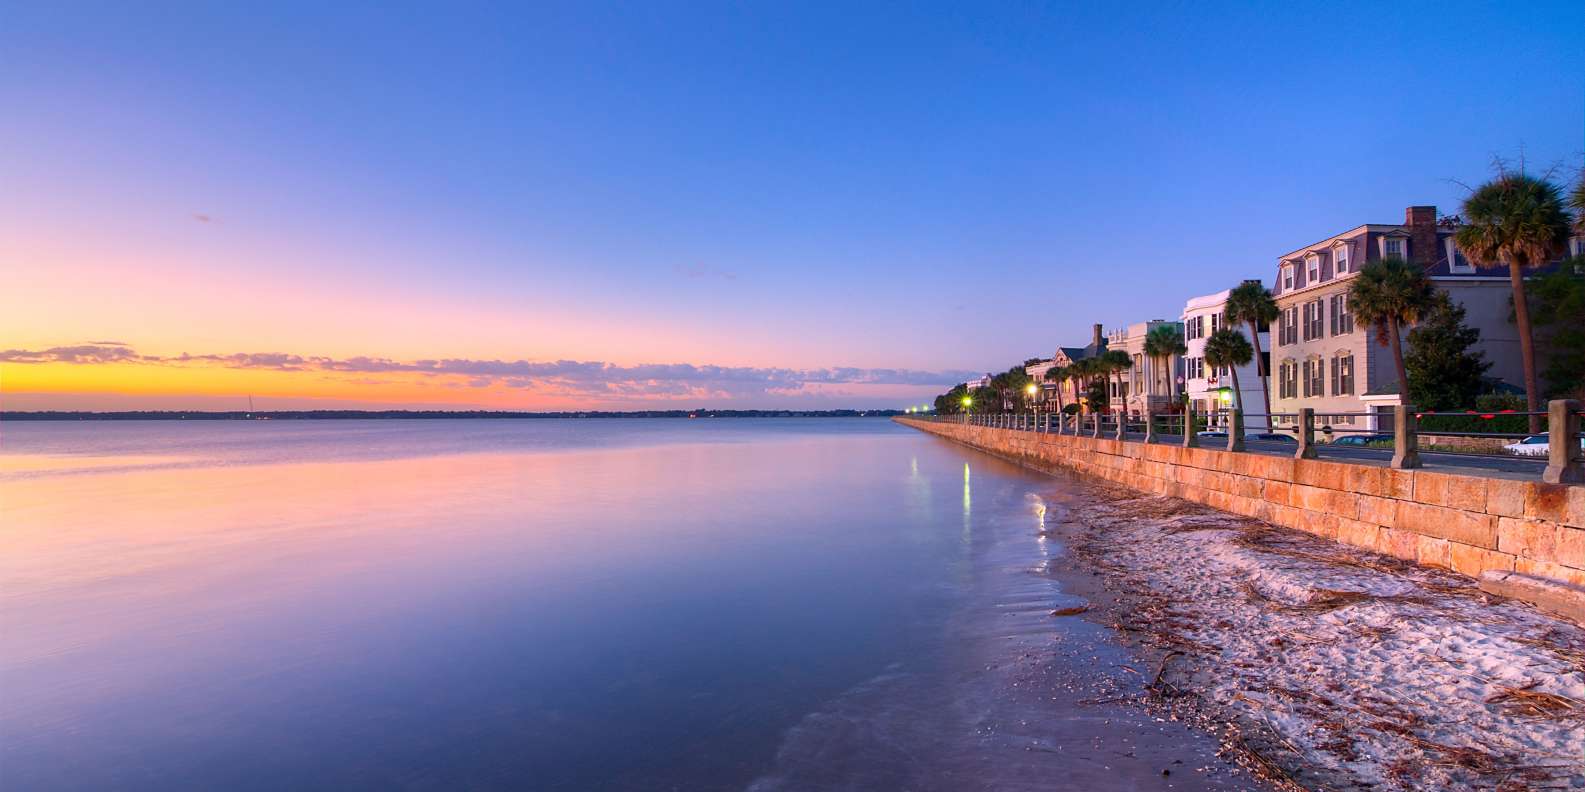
xmin=1 ymin=409 xmax=908 ymax=422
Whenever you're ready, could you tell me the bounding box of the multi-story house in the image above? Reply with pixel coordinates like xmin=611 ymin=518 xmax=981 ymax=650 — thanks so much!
xmin=1105 ymin=320 xmax=1182 ymax=418
xmin=1181 ymin=285 xmax=1269 ymax=430
xmin=1269 ymin=205 xmax=1532 ymax=432
xmin=1027 ymin=324 xmax=1110 ymax=411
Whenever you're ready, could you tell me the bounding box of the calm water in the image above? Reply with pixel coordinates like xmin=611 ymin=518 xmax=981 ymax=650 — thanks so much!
xmin=1 ymin=419 xmax=1235 ymax=790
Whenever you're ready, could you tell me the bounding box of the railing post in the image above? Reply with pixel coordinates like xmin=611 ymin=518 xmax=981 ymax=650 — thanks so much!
xmin=1227 ymin=409 xmax=1245 ymax=452
xmin=1115 ymin=410 xmax=1126 ymax=440
xmin=1543 ymin=399 xmax=1584 ymax=484
xmin=1391 ymin=404 xmax=1421 ymax=469
xmin=1183 ymin=403 xmax=1198 ymax=448
xmin=1296 ymin=407 xmax=1318 ymax=459
xmin=1144 ymin=407 xmax=1156 ymax=444
xmin=1091 ymin=413 xmax=1101 ymax=439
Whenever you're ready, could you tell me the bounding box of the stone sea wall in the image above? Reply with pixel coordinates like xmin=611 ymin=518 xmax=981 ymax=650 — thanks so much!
xmin=897 ymin=417 xmax=1585 ymax=589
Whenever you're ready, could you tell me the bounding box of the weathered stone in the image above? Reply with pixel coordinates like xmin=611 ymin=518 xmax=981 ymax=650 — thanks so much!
xmin=1335 ymin=518 xmax=1381 ymax=551
xmin=1415 ymin=535 xmax=1451 ymax=568
xmin=1484 ymin=478 xmax=1526 ymax=518
xmin=1356 ymin=494 xmax=1397 ymax=527
xmin=1527 ymin=482 xmax=1573 ymax=524
xmin=1384 ymin=469 xmax=1415 ymax=500
xmin=1480 ymin=570 xmax=1585 ymax=622
xmin=1294 ymin=459 xmax=1352 ymax=490
xmin=1345 ymin=465 xmax=1389 ymax=498
xmin=1555 ymin=525 xmax=1585 ymax=569
xmin=1496 ymin=517 xmax=1559 ymax=560
xmin=1376 ymin=527 xmax=1420 ymax=562
xmin=1449 ymin=543 xmax=1514 ymax=578
xmin=1395 ymin=500 xmax=1497 ymax=548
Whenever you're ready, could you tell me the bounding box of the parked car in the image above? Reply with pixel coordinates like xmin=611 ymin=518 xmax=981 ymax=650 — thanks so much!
xmin=1333 ymin=434 xmax=1393 ymax=447
xmin=1248 ymin=432 xmax=1296 ymax=443
xmin=1195 ymin=430 xmax=1228 ymax=440
xmin=1503 ymin=433 xmax=1585 ymax=457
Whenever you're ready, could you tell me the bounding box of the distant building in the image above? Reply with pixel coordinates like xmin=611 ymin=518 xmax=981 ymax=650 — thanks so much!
xmin=1042 ymin=324 xmax=1110 ymax=410
xmin=1182 ymin=286 xmax=1269 ymax=430
xmin=1268 ymin=204 xmax=1549 ymax=432
xmin=1104 ymin=320 xmax=1182 ymax=418
xmin=964 ymin=373 xmax=992 ymax=391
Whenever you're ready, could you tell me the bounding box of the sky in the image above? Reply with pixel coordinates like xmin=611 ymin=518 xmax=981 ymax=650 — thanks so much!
xmin=2 ymin=1 xmax=1582 ymax=411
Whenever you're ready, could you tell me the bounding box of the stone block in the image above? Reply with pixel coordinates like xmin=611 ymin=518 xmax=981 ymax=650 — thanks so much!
xmin=1395 ymin=501 xmax=1498 ymax=548
xmin=1336 ymin=518 xmax=1381 ymax=551
xmin=1484 ymin=478 xmax=1526 ymax=518
xmin=1415 ymin=535 xmax=1451 ymax=568
xmin=1555 ymin=526 xmax=1585 ymax=569
xmin=1264 ymin=480 xmax=1292 ymax=506
xmin=1569 ymin=487 xmax=1585 ymax=530
xmin=1510 ymin=561 xmax=1585 ymax=590
xmin=1449 ymin=543 xmax=1514 ymax=578
xmin=1290 ymin=483 xmax=1358 ymax=518
xmin=1496 ymin=517 xmax=1559 ymax=560
xmin=1376 ymin=527 xmax=1420 ymax=562
xmin=1231 ymin=475 xmax=1264 ymax=500
xmin=1384 ymin=469 xmax=1415 ymax=500
xmin=1345 ymin=465 xmax=1390 ymax=497
xmin=1527 ymin=483 xmax=1574 ymax=524
xmin=1294 ymin=459 xmax=1352 ymax=490
xmin=1356 ymin=494 xmax=1397 ymax=527
xmin=1480 ymin=570 xmax=1585 ymax=622
xmin=1298 ymin=512 xmax=1340 ymax=539
xmin=1414 ymin=471 xmax=1451 ymax=508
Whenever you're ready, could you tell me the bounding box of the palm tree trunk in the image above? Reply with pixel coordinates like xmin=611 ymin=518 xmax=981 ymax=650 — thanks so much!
xmin=1509 ymin=259 xmax=1542 ymax=433
xmin=1229 ymin=365 xmax=1245 ymax=414
xmin=1247 ymin=319 xmax=1271 ymax=417
xmin=1388 ymin=317 xmax=1410 ymax=408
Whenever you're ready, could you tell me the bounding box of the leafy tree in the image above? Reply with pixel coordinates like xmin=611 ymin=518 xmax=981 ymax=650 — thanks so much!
xmin=1085 ymin=377 xmax=1109 ymax=413
xmin=1456 ymin=171 xmax=1572 ymax=431
xmin=1349 ymin=256 xmax=1436 ymax=404
xmin=1143 ymin=323 xmax=1186 ymax=402
xmin=1527 ymin=265 xmax=1585 ymax=399
xmin=1043 ymin=365 xmax=1069 ymax=416
xmin=1224 ymin=280 xmax=1279 ymax=415
xmin=1203 ymin=328 xmax=1253 ymax=413
xmin=1404 ymin=292 xmax=1490 ymax=410
xmin=1100 ymin=349 xmax=1132 ymax=413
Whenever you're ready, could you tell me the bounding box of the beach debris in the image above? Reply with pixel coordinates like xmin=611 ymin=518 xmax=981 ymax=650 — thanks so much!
xmin=1484 ymin=680 xmax=1582 ymax=719
xmin=1049 ymin=605 xmax=1090 ymax=617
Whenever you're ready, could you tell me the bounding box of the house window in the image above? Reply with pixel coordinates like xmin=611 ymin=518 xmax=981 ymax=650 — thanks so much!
xmin=1278 ymin=360 xmax=1298 ymax=400
xmin=1278 ymin=306 xmax=1299 ymax=346
xmin=1210 ymin=313 xmax=1220 ymax=334
xmin=1334 ymin=244 xmax=1349 ymax=274
xmin=1328 ymin=293 xmax=1353 ymax=335
xmin=1282 ymin=265 xmax=1294 ymax=292
xmin=1301 ymin=299 xmax=1325 ymax=341
xmin=1331 ymin=352 xmax=1354 ymax=396
xmin=1306 ymin=254 xmax=1321 ymax=283
xmin=1384 ymin=237 xmax=1403 ymax=258
xmin=1445 ymin=237 xmax=1474 ymax=273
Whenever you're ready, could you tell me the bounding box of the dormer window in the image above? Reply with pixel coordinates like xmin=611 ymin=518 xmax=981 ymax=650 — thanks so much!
xmin=1281 ymin=264 xmax=1294 ymax=291
xmin=1446 ymin=237 xmax=1474 ymax=273
xmin=1382 ymin=237 xmax=1404 ymax=259
xmin=1334 ymin=244 xmax=1349 ymax=274
xmin=1306 ymin=253 xmax=1321 ymax=283
xmin=1571 ymin=236 xmax=1585 ymax=258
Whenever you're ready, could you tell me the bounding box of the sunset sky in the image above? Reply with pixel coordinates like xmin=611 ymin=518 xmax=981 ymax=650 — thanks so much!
xmin=3 ymin=2 xmax=1582 ymax=410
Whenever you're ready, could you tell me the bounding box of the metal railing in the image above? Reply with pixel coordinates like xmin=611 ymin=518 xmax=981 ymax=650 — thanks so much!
xmin=917 ymin=399 xmax=1585 ymax=483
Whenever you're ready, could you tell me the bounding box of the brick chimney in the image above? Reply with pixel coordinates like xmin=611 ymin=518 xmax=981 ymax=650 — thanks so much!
xmin=1092 ymin=323 xmax=1104 ymax=348
xmin=1406 ymin=206 xmax=1438 ymax=266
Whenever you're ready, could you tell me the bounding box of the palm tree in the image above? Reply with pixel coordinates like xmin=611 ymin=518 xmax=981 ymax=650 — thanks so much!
xmin=1043 ymin=364 xmax=1069 ymax=418
xmin=1456 ymin=172 xmax=1571 ymax=431
xmin=1571 ymin=172 xmax=1585 ymax=234
xmin=1100 ymin=349 xmax=1132 ymax=415
xmin=1071 ymin=357 xmax=1100 ymax=414
xmin=1202 ymin=328 xmax=1254 ymax=414
xmin=1224 ymin=280 xmax=1279 ymax=416
xmin=1349 ymin=256 xmax=1436 ymax=410
xmin=1143 ymin=323 xmax=1187 ymax=403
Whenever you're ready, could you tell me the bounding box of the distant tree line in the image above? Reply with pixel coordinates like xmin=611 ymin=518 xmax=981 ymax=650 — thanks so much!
xmin=1 ymin=409 xmax=907 ymax=421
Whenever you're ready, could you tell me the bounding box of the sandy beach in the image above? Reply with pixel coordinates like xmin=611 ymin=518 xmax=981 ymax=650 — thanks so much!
xmin=1039 ymin=475 xmax=1585 ymax=791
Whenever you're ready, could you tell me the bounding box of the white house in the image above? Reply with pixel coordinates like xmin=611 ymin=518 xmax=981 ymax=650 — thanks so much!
xmin=1182 ymin=285 xmax=1270 ymax=431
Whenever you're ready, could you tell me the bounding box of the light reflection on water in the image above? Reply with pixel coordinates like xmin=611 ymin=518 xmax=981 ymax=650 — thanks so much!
xmin=0 ymin=419 xmax=1223 ymax=790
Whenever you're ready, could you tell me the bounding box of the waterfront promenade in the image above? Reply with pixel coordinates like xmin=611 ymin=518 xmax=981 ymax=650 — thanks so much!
xmin=897 ymin=415 xmax=1585 ymax=622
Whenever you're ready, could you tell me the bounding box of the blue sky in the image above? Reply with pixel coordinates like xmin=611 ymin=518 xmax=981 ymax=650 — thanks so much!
xmin=2 ymin=1 xmax=1582 ymax=408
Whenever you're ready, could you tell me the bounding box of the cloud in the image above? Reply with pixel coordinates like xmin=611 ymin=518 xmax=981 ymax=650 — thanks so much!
xmin=0 ymin=344 xmax=143 ymax=364
xmin=0 ymin=343 xmax=977 ymax=401
xmin=193 ymin=213 xmax=214 ymax=223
